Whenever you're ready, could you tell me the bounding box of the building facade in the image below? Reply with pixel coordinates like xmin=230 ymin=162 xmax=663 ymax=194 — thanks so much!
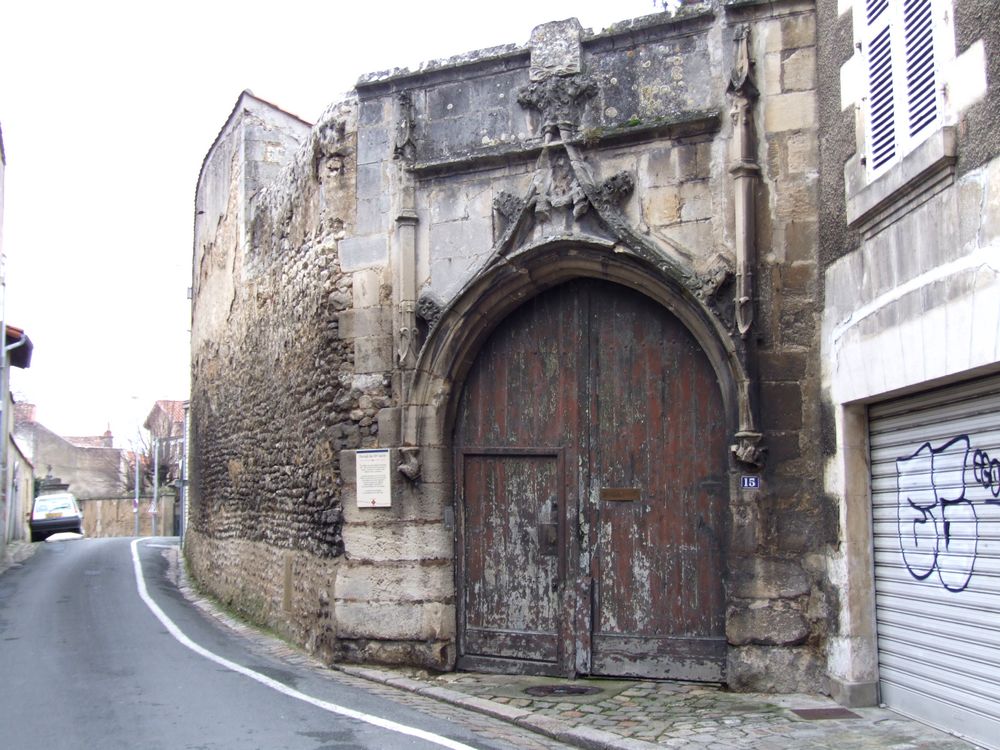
xmin=144 ymin=399 xmax=186 ymax=487
xmin=13 ymin=405 xmax=125 ymax=501
xmin=817 ymin=0 xmax=999 ymax=745
xmin=190 ymin=1 xmax=837 ymax=693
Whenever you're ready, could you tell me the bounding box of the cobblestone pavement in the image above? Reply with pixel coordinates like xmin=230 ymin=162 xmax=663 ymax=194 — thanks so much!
xmin=335 ymin=666 xmax=985 ymax=750
xmin=165 ymin=541 xmax=986 ymax=750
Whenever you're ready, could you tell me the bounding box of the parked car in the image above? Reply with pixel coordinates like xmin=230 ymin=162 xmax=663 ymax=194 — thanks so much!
xmin=29 ymin=492 xmax=83 ymax=542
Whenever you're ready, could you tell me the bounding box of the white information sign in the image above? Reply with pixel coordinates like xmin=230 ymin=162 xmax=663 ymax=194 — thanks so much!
xmin=356 ymin=449 xmax=392 ymax=508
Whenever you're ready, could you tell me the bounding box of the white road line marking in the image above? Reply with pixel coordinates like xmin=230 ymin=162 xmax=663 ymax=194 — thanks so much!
xmin=130 ymin=539 xmax=478 ymax=750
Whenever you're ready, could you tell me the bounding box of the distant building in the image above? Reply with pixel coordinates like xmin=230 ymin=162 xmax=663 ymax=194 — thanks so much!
xmin=143 ymin=400 xmax=186 ymax=487
xmin=13 ymin=405 xmax=125 ymax=500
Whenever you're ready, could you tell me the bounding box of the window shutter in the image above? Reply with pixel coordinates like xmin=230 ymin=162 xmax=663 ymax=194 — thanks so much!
xmin=863 ymin=0 xmax=945 ymax=178
xmin=866 ymin=0 xmax=897 ymax=171
xmin=903 ymin=0 xmax=937 ymax=138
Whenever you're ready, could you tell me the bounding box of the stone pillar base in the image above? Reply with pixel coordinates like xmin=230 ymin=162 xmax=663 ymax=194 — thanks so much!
xmin=829 ymin=676 xmax=879 ymax=707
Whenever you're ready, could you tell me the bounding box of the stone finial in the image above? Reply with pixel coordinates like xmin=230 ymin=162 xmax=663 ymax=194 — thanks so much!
xmin=529 ymin=19 xmax=584 ymax=82
xmin=519 ymin=19 xmax=597 ymax=142
xmin=728 ymin=24 xmax=757 ymax=99
xmin=393 ymin=91 xmax=417 ymax=162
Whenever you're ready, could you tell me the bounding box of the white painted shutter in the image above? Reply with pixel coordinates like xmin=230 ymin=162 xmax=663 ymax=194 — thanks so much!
xmin=866 ymin=0 xmax=897 ymax=171
xmin=869 ymin=375 xmax=1000 ymax=750
xmin=903 ymin=0 xmax=938 ymax=138
xmin=863 ymin=0 xmax=944 ymax=177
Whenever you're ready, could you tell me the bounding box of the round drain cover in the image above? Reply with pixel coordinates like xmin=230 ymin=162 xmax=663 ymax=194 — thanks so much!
xmin=524 ymin=685 xmax=602 ymax=697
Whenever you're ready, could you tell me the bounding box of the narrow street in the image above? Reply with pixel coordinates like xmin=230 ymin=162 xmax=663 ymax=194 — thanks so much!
xmin=0 ymin=537 xmax=572 ymax=750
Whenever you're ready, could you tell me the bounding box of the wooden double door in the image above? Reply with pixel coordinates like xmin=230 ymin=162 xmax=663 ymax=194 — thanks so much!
xmin=455 ymin=279 xmax=729 ymax=680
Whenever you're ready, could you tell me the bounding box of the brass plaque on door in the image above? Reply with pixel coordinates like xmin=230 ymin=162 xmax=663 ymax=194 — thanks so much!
xmin=600 ymin=487 xmax=641 ymax=502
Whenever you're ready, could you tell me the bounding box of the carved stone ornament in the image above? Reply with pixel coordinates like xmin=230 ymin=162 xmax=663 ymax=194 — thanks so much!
xmin=398 ymin=300 xmax=417 ymax=367
xmin=493 ymin=191 xmax=526 ymax=224
xmin=398 ymin=447 xmax=421 ymax=482
xmin=517 ymin=74 xmax=598 ymax=142
xmin=726 ymin=23 xmax=760 ymax=340
xmin=532 ymin=146 xmax=589 ymax=221
xmin=488 ymin=72 xmax=646 ymax=259
xmin=731 ymin=430 xmax=766 ymax=468
xmin=416 ymin=292 xmax=443 ymax=331
xmin=593 ymin=172 xmax=635 ymax=210
xmin=691 ymin=260 xmax=733 ymax=305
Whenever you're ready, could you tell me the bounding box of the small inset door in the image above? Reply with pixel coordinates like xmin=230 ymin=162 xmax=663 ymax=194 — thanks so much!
xmin=460 ymin=450 xmax=564 ymax=668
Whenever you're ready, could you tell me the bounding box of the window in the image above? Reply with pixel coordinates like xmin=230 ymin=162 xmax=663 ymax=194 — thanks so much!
xmin=862 ymin=0 xmax=950 ymax=178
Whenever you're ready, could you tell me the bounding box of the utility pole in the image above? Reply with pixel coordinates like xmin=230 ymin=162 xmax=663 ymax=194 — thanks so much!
xmin=133 ymin=431 xmax=141 ymax=536
xmin=151 ymin=438 xmax=158 ymax=537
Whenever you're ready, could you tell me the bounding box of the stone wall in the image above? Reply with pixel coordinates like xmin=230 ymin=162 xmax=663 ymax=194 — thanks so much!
xmin=80 ymin=495 xmax=177 ymax=538
xmin=190 ymin=1 xmax=832 ymax=690
xmin=13 ymin=421 xmax=124 ymax=500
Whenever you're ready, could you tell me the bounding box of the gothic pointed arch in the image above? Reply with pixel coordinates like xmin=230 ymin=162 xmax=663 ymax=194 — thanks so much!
xmin=404 ymin=237 xmax=755 ymax=461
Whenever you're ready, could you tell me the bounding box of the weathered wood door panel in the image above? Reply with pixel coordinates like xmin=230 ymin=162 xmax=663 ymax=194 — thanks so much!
xmin=588 ymin=288 xmax=728 ymax=680
xmin=456 ymin=285 xmax=581 ymax=674
xmin=460 ymin=451 xmax=563 ymax=664
xmin=456 ymin=279 xmax=728 ymax=679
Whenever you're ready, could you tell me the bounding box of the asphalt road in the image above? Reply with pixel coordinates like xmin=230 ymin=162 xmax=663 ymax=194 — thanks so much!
xmin=0 ymin=537 xmax=573 ymax=750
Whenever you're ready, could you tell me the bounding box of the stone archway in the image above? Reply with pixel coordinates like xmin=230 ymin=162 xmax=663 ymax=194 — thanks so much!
xmin=404 ymin=240 xmax=750 ymax=679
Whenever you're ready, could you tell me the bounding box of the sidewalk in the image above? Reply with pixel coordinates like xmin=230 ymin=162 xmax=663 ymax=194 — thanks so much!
xmin=165 ymin=543 xmax=982 ymax=750
xmin=332 ymin=664 xmax=981 ymax=750
xmin=0 ymin=539 xmax=36 ymax=576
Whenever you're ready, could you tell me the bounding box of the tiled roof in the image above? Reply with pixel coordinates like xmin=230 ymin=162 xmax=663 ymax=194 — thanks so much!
xmin=144 ymin=400 xmax=187 ymax=432
xmin=155 ymin=400 xmax=186 ymax=423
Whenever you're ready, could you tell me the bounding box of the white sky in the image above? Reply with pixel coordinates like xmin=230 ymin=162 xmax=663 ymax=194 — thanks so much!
xmin=0 ymin=0 xmax=663 ymax=448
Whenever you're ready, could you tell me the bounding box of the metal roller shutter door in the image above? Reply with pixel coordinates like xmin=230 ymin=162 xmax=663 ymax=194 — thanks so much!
xmin=869 ymin=374 xmax=1000 ymax=749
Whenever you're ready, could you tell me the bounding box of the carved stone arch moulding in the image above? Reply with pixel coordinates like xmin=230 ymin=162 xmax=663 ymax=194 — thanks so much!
xmin=402 ymin=239 xmax=760 ymax=470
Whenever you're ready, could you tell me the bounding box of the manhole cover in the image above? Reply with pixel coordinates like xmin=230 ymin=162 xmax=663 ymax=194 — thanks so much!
xmin=791 ymin=708 xmax=861 ymax=720
xmin=524 ymin=685 xmax=603 ymax=697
